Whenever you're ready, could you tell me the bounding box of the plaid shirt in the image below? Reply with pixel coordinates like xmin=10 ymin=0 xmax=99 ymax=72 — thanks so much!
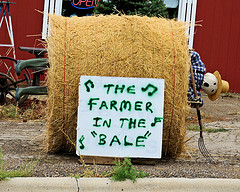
xmin=187 ymin=51 xmax=206 ymax=101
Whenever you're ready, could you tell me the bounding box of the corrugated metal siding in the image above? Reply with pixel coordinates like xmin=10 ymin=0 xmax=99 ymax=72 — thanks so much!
xmin=194 ymin=0 xmax=240 ymax=93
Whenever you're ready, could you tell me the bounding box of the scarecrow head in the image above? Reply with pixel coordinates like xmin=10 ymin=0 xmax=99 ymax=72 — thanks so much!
xmin=201 ymin=71 xmax=229 ymax=101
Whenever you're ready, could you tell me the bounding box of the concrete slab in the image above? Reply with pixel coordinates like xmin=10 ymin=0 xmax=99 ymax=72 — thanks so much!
xmin=0 ymin=177 xmax=240 ymax=192
xmin=0 ymin=177 xmax=78 ymax=192
xmin=78 ymin=178 xmax=240 ymax=192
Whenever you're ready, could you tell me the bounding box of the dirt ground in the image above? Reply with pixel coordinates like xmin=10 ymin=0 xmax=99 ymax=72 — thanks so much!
xmin=0 ymin=92 xmax=239 ymax=178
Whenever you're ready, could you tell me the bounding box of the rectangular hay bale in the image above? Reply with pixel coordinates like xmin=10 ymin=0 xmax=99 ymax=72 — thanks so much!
xmin=45 ymin=14 xmax=190 ymax=158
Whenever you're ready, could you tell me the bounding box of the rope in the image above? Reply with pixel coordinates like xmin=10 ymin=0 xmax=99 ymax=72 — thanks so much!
xmin=94 ymin=20 xmax=99 ymax=74
xmin=166 ymin=21 xmax=176 ymax=155
xmin=63 ymin=18 xmax=67 ymax=123
xmin=152 ymin=30 xmax=155 ymax=77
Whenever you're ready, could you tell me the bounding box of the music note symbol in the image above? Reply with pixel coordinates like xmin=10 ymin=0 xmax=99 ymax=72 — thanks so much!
xmin=79 ymin=135 xmax=85 ymax=150
xmin=151 ymin=117 xmax=163 ymax=127
xmin=141 ymin=83 xmax=158 ymax=96
xmin=84 ymin=79 xmax=94 ymax=92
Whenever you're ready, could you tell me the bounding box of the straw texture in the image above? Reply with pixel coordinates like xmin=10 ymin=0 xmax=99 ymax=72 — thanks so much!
xmin=46 ymin=14 xmax=190 ymax=157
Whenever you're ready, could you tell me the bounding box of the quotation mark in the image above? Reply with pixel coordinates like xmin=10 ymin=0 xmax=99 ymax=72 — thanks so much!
xmin=144 ymin=131 xmax=151 ymax=138
xmin=91 ymin=131 xmax=97 ymax=138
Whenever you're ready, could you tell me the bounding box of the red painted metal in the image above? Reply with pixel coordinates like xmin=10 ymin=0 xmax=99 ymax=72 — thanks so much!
xmin=194 ymin=0 xmax=240 ymax=93
xmin=0 ymin=0 xmax=45 ymax=80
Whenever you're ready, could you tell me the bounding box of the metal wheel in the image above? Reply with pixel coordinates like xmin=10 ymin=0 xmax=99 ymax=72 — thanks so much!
xmin=0 ymin=57 xmax=31 ymax=106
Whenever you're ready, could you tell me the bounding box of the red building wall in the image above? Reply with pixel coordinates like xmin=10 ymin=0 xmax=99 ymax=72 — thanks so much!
xmin=0 ymin=0 xmax=45 ymax=79
xmin=0 ymin=0 xmax=45 ymax=59
xmin=194 ymin=0 xmax=240 ymax=93
xmin=1 ymin=1 xmax=239 ymax=92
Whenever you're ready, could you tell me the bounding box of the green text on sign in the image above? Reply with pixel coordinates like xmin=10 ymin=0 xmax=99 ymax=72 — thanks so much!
xmin=76 ymin=76 xmax=164 ymax=158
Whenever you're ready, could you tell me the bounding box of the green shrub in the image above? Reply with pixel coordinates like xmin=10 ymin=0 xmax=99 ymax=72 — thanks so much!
xmin=111 ymin=158 xmax=148 ymax=182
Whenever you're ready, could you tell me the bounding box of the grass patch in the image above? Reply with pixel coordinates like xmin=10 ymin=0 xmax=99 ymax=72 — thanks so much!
xmin=69 ymin=165 xmax=111 ymax=178
xmin=111 ymin=158 xmax=148 ymax=182
xmin=0 ymin=99 xmax=47 ymax=121
xmin=69 ymin=158 xmax=149 ymax=181
xmin=0 ymin=104 xmax=19 ymax=119
xmin=0 ymin=149 xmax=35 ymax=181
xmin=187 ymin=125 xmax=229 ymax=133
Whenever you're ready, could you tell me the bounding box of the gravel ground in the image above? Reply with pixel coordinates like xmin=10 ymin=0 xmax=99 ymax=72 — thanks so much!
xmin=0 ymin=93 xmax=239 ymax=178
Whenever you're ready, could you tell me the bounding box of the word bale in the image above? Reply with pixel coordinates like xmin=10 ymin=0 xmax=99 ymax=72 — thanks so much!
xmin=45 ymin=14 xmax=190 ymax=158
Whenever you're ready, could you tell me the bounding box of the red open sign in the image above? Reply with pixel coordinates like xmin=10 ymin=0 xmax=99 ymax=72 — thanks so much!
xmin=72 ymin=0 xmax=99 ymax=9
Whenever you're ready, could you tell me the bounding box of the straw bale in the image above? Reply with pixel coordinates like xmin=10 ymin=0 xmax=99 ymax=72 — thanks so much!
xmin=46 ymin=14 xmax=190 ymax=158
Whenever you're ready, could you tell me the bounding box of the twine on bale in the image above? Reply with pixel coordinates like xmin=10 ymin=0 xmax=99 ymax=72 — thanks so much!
xmin=45 ymin=15 xmax=190 ymax=158
xmin=166 ymin=20 xmax=176 ymax=155
xmin=63 ymin=18 xmax=67 ymax=128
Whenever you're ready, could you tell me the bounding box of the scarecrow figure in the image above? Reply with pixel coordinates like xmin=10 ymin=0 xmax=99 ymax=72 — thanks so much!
xmin=188 ymin=51 xmax=229 ymax=107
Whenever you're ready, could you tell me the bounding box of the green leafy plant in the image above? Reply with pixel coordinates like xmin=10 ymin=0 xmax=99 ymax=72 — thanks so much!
xmin=0 ymin=149 xmax=35 ymax=181
xmin=111 ymin=158 xmax=148 ymax=182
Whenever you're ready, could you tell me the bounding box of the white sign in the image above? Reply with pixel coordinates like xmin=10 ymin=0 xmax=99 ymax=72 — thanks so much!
xmin=76 ymin=76 xmax=164 ymax=158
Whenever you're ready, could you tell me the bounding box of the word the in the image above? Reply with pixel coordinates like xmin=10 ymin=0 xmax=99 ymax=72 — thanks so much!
xmin=103 ymin=84 xmax=136 ymax=94
xmin=103 ymin=83 xmax=158 ymax=97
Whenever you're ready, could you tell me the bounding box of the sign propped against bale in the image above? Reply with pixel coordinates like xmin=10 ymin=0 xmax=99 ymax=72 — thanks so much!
xmin=76 ymin=76 xmax=164 ymax=158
